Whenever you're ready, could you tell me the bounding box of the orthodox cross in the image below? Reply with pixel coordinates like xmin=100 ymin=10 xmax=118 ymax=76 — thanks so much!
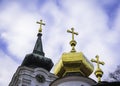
xmin=36 ymin=20 xmax=45 ymax=32
xmin=91 ymin=55 xmax=105 ymax=82
xmin=91 ymin=55 xmax=105 ymax=69
xmin=67 ymin=28 xmax=78 ymax=52
xmin=67 ymin=27 xmax=78 ymax=41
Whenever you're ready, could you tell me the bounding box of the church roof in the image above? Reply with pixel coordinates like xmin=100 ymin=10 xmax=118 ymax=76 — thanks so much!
xmin=92 ymin=81 xmax=120 ymax=86
xmin=21 ymin=20 xmax=54 ymax=71
xmin=54 ymin=28 xmax=94 ymax=77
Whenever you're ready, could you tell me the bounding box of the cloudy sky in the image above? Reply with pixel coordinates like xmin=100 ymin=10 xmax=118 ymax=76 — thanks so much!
xmin=0 ymin=0 xmax=120 ymax=85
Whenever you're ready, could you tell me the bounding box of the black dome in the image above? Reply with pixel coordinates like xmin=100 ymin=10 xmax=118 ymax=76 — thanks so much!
xmin=21 ymin=53 xmax=54 ymax=71
xmin=21 ymin=33 xmax=54 ymax=71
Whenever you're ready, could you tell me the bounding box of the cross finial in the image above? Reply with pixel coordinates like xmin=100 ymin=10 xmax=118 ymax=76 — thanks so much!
xmin=67 ymin=28 xmax=78 ymax=52
xmin=67 ymin=27 xmax=78 ymax=41
xmin=36 ymin=20 xmax=45 ymax=33
xmin=91 ymin=55 xmax=105 ymax=69
xmin=91 ymin=55 xmax=105 ymax=82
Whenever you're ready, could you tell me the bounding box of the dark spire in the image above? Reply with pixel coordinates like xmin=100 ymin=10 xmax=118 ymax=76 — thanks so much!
xmin=21 ymin=20 xmax=54 ymax=71
xmin=33 ymin=33 xmax=45 ymax=56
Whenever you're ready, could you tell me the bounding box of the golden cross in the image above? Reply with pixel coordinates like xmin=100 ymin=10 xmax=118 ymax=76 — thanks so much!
xmin=91 ymin=55 xmax=105 ymax=69
xmin=67 ymin=27 xmax=78 ymax=40
xmin=91 ymin=55 xmax=105 ymax=82
xmin=36 ymin=20 xmax=45 ymax=32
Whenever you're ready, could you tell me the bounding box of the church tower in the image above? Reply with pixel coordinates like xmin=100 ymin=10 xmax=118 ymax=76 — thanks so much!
xmin=9 ymin=20 xmax=57 ymax=86
xmin=50 ymin=28 xmax=96 ymax=86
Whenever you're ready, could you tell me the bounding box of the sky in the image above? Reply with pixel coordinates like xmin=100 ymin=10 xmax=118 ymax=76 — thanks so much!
xmin=0 ymin=0 xmax=120 ymax=85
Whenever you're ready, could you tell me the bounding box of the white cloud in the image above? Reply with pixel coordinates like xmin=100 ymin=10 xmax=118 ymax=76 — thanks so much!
xmin=0 ymin=2 xmax=40 ymax=60
xmin=0 ymin=50 xmax=18 ymax=86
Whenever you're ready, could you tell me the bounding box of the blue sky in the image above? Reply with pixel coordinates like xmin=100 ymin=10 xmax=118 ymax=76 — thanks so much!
xmin=0 ymin=0 xmax=120 ymax=85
